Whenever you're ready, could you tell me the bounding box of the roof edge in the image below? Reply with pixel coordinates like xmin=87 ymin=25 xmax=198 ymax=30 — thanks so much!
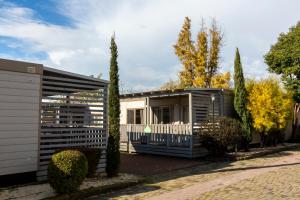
xmin=43 ymin=66 xmax=109 ymax=84
xmin=121 ymin=88 xmax=232 ymax=98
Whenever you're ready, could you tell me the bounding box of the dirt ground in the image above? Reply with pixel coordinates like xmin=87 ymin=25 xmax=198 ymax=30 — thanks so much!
xmin=120 ymin=153 xmax=204 ymax=176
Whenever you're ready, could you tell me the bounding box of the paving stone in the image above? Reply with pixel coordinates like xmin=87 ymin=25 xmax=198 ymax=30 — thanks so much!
xmin=92 ymin=149 xmax=300 ymax=200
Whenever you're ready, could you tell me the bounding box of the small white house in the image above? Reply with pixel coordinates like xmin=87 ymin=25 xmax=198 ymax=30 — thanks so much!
xmin=119 ymin=88 xmax=234 ymax=158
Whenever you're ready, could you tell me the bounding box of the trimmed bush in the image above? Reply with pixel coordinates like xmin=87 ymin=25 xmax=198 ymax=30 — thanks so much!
xmin=48 ymin=150 xmax=88 ymax=194
xmin=55 ymin=147 xmax=101 ymax=177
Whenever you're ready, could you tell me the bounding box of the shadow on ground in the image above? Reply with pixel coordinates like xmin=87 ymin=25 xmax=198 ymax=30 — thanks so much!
xmin=86 ymin=147 xmax=300 ymax=199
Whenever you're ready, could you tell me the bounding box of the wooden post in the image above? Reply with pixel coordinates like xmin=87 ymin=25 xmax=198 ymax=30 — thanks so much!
xmin=188 ymin=93 xmax=193 ymax=151
xmin=167 ymin=124 xmax=170 ymax=149
xmin=146 ymin=97 xmax=150 ymax=124
xmin=127 ymin=124 xmax=131 ymax=153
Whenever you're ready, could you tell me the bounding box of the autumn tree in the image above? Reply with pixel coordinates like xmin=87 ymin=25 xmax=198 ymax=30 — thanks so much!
xmin=264 ymin=21 xmax=300 ymax=140
xmin=106 ymin=35 xmax=121 ymax=177
xmin=211 ymin=72 xmax=231 ymax=89
xmin=174 ymin=17 xmax=229 ymax=89
xmin=246 ymin=78 xmax=292 ymax=147
xmin=160 ymin=79 xmax=182 ymax=90
xmin=233 ymin=48 xmax=252 ymax=149
xmin=174 ymin=17 xmax=195 ymax=87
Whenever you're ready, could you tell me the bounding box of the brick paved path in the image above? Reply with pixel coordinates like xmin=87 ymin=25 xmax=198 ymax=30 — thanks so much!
xmin=87 ymin=149 xmax=300 ymax=200
xmin=148 ymin=154 xmax=300 ymax=200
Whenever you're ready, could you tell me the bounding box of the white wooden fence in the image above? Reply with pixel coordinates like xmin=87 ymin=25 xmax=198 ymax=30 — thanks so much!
xmin=120 ymin=124 xmax=199 ymax=158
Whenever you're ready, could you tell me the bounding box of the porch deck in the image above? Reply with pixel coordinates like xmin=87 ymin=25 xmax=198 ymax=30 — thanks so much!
xmin=120 ymin=124 xmax=207 ymax=158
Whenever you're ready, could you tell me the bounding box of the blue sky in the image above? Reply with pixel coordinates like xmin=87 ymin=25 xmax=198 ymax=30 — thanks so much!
xmin=0 ymin=0 xmax=299 ymax=92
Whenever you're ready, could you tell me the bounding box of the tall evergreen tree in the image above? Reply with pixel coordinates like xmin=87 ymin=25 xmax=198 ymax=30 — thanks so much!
xmin=106 ymin=35 xmax=120 ymax=177
xmin=233 ymin=48 xmax=252 ymax=148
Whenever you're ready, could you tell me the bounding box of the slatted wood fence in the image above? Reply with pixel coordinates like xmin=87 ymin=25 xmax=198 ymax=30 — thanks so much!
xmin=37 ymin=70 xmax=107 ymax=181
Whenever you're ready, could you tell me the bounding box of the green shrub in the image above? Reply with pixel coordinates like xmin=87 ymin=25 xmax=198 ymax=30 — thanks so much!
xmin=56 ymin=147 xmax=101 ymax=177
xmin=48 ymin=150 xmax=88 ymax=194
xmin=199 ymin=117 xmax=242 ymax=156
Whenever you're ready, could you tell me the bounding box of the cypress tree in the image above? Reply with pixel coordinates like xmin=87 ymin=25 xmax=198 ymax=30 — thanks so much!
xmin=233 ymin=48 xmax=252 ymax=148
xmin=106 ymin=35 xmax=120 ymax=177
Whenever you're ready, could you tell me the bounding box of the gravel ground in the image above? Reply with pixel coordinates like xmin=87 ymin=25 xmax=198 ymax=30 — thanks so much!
xmin=0 ymin=174 xmax=141 ymax=200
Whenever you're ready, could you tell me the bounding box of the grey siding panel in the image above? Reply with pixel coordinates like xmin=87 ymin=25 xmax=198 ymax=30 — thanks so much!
xmin=192 ymin=90 xmax=234 ymax=123
xmin=192 ymin=90 xmax=222 ymax=123
xmin=0 ymin=69 xmax=40 ymax=175
xmin=0 ymin=124 xmax=39 ymax=131
xmin=0 ymin=103 xmax=39 ymax=110
xmin=0 ymin=117 xmax=39 ymax=124
xmin=0 ymin=143 xmax=38 ymax=153
xmin=0 ymin=80 xmax=40 ymax=90
xmin=223 ymin=92 xmax=234 ymax=117
xmin=0 ymin=131 xmax=37 ymax=138
xmin=0 ymin=95 xmax=39 ymax=103
xmin=0 ymin=137 xmax=38 ymax=146
xmin=0 ymin=151 xmax=38 ymax=161
xmin=0 ymin=110 xmax=39 ymax=117
xmin=1 ymin=164 xmax=38 ymax=176
xmin=0 ymin=70 xmax=41 ymax=81
xmin=1 ymin=157 xmax=38 ymax=168
xmin=0 ymin=88 xmax=40 ymax=97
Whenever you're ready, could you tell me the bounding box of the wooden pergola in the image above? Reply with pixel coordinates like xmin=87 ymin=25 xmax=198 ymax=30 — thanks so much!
xmin=38 ymin=67 xmax=108 ymax=180
xmin=0 ymin=58 xmax=108 ymax=180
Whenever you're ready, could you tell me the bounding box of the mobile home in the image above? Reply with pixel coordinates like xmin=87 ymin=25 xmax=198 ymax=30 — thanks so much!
xmin=120 ymin=88 xmax=234 ymax=158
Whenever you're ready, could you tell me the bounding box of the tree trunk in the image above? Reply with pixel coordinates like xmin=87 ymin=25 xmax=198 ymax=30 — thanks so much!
xmin=291 ymin=103 xmax=300 ymax=141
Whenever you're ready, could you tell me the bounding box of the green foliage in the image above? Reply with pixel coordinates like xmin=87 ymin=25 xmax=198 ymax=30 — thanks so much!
xmin=264 ymin=21 xmax=300 ymax=102
xmin=106 ymin=35 xmax=121 ymax=177
xmin=200 ymin=117 xmax=242 ymax=155
xmin=233 ymin=48 xmax=252 ymax=143
xmin=48 ymin=150 xmax=88 ymax=194
xmin=56 ymin=147 xmax=101 ymax=177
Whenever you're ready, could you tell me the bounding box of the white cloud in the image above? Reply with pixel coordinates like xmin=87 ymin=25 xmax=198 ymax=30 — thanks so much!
xmin=0 ymin=0 xmax=299 ymax=90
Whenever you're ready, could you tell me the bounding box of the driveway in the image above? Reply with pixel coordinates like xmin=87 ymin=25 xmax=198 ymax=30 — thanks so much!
xmin=88 ymin=148 xmax=300 ymax=200
xmin=120 ymin=153 xmax=204 ymax=176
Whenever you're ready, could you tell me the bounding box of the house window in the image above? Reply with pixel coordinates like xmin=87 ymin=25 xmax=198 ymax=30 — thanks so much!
xmin=127 ymin=109 xmax=144 ymax=124
xmin=162 ymin=107 xmax=170 ymax=124
xmin=127 ymin=110 xmax=135 ymax=124
xmin=135 ymin=109 xmax=143 ymax=124
xmin=182 ymin=105 xmax=189 ymax=124
xmin=152 ymin=107 xmax=161 ymax=124
xmin=152 ymin=106 xmax=172 ymax=124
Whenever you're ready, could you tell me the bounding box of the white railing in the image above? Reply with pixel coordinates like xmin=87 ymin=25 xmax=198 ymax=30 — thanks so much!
xmin=120 ymin=124 xmax=193 ymax=151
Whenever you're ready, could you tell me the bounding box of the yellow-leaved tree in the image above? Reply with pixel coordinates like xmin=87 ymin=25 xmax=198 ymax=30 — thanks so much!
xmin=246 ymin=78 xmax=292 ymax=146
xmin=173 ymin=17 xmax=230 ymax=89
xmin=211 ymin=72 xmax=231 ymax=89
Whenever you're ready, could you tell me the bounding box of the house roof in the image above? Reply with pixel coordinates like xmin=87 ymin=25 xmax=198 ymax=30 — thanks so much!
xmin=120 ymin=88 xmax=232 ymax=98
xmin=0 ymin=58 xmax=108 ymax=84
xmin=43 ymin=67 xmax=108 ymax=84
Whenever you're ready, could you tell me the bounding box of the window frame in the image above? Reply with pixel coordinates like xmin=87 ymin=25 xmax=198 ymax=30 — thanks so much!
xmin=126 ymin=108 xmax=144 ymax=124
xmin=151 ymin=106 xmax=173 ymax=124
